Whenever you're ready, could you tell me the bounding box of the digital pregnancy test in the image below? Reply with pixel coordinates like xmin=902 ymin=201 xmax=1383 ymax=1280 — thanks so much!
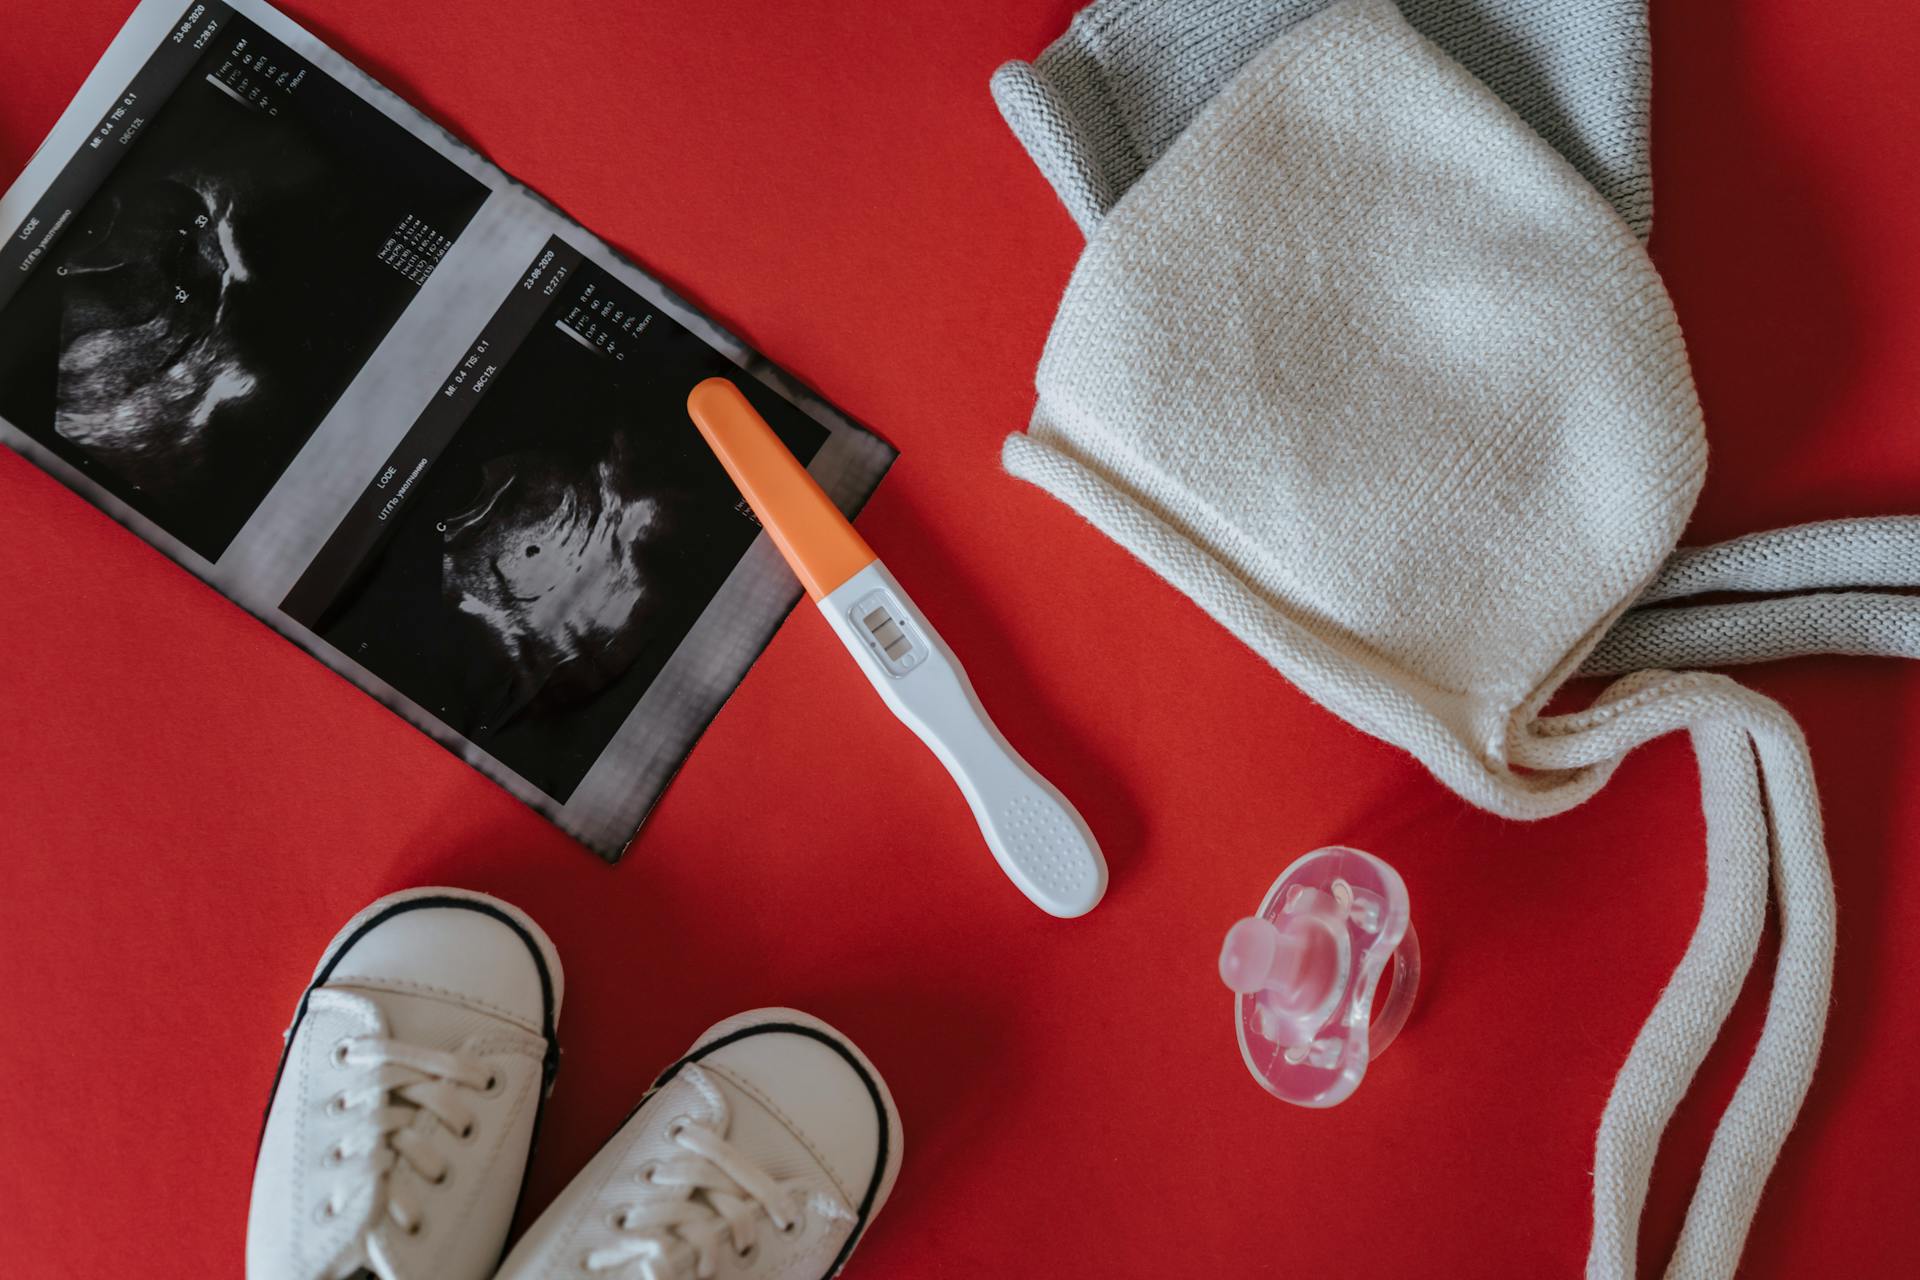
xmin=687 ymin=378 xmax=1108 ymax=918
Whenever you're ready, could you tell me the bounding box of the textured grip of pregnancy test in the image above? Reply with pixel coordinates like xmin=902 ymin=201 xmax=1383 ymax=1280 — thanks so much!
xmin=990 ymin=780 xmax=1107 ymax=917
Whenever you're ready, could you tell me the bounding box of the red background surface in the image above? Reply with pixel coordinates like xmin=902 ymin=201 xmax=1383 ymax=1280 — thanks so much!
xmin=3 ymin=2 xmax=1918 ymax=1275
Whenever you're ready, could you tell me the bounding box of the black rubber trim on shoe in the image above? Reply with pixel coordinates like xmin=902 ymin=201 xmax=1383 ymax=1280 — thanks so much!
xmin=252 ymin=894 xmax=562 ymax=1256
xmin=648 ymin=1022 xmax=893 ymax=1279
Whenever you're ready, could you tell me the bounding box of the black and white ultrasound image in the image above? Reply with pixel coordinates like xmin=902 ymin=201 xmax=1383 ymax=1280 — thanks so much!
xmin=0 ymin=21 xmax=487 ymax=560
xmin=316 ymin=267 xmax=830 ymax=802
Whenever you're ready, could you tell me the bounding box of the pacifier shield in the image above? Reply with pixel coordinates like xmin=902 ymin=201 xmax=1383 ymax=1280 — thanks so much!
xmin=1222 ymin=846 xmax=1419 ymax=1108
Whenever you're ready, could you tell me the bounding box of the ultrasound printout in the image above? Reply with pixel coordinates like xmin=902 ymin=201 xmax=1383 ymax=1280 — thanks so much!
xmin=0 ymin=0 xmax=896 ymax=858
xmin=0 ymin=10 xmax=488 ymax=558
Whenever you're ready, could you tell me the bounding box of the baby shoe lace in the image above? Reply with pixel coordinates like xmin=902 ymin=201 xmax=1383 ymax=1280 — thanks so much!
xmin=585 ymin=1066 xmax=836 ymax=1279
xmin=323 ymin=1034 xmax=493 ymax=1278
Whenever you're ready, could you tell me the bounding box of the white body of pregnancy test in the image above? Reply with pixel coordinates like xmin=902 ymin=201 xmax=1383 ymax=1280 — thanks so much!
xmin=687 ymin=377 xmax=1107 ymax=918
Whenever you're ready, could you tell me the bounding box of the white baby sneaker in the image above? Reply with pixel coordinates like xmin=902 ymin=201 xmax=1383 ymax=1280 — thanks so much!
xmin=496 ymin=1008 xmax=902 ymax=1280
xmin=247 ymin=887 xmax=564 ymax=1280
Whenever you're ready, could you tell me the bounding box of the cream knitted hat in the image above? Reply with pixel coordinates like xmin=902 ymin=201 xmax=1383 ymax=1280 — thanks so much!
xmin=1002 ymin=2 xmax=1838 ymax=1275
xmin=992 ymin=0 xmax=1653 ymax=238
xmin=993 ymin=0 xmax=1920 ymax=666
xmin=1010 ymin=0 xmax=1694 ymax=814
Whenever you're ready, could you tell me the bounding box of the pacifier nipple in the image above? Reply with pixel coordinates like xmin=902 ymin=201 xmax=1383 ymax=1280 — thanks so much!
xmin=1219 ymin=910 xmax=1342 ymax=1038
xmin=1220 ymin=847 xmax=1420 ymax=1107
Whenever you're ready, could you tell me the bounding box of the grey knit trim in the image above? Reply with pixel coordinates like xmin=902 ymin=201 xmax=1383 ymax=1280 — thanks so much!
xmin=1640 ymin=515 xmax=1920 ymax=602
xmin=992 ymin=0 xmax=1653 ymax=238
xmin=1584 ymin=516 xmax=1920 ymax=673
xmin=988 ymin=60 xmax=1117 ymax=234
xmin=1582 ymin=592 xmax=1920 ymax=675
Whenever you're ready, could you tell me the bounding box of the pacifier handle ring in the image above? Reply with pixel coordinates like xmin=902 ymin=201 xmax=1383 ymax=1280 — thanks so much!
xmin=1368 ymin=923 xmax=1421 ymax=1059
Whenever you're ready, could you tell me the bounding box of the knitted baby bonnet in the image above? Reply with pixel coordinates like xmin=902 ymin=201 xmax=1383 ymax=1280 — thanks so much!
xmin=995 ymin=0 xmax=1920 ymax=666
xmin=1004 ymin=2 xmax=1835 ymax=1276
xmin=991 ymin=0 xmax=1653 ymax=239
xmin=1010 ymin=0 xmax=1691 ymax=819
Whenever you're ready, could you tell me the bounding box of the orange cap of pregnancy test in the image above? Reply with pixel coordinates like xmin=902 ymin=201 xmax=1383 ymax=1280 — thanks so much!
xmin=686 ymin=377 xmax=877 ymax=600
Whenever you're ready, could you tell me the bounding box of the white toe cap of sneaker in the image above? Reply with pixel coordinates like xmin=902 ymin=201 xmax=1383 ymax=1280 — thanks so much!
xmin=696 ymin=1017 xmax=890 ymax=1208
xmin=323 ymin=892 xmax=558 ymax=1032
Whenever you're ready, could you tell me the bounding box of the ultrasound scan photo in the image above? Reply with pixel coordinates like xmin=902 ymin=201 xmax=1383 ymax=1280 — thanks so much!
xmin=53 ymin=173 xmax=259 ymax=495
xmin=0 ymin=15 xmax=486 ymax=559
xmin=313 ymin=257 xmax=830 ymax=802
xmin=439 ymin=435 xmax=701 ymax=720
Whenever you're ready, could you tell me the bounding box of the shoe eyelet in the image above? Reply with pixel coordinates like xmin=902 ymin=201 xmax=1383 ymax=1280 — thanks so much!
xmin=482 ymin=1072 xmax=502 ymax=1096
xmin=738 ymin=1242 xmax=758 ymax=1261
xmin=432 ymin=1166 xmax=452 ymax=1188
xmin=608 ymin=1209 xmax=629 ymax=1230
xmin=314 ymin=1199 xmax=339 ymax=1224
xmin=406 ymin=1217 xmax=425 ymax=1238
xmin=330 ymin=1040 xmax=352 ymax=1067
xmin=664 ymin=1116 xmax=691 ymax=1142
xmin=326 ymin=1093 xmax=349 ymax=1115
xmin=323 ymin=1146 xmax=344 ymax=1167
xmin=636 ymin=1161 xmax=659 ymax=1185
xmin=457 ymin=1120 xmax=478 ymax=1143
xmin=780 ymin=1215 xmax=803 ymax=1236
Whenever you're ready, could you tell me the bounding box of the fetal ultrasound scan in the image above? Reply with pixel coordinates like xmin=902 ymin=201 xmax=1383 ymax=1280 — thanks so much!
xmin=311 ymin=254 xmax=830 ymax=802
xmin=0 ymin=14 xmax=486 ymax=560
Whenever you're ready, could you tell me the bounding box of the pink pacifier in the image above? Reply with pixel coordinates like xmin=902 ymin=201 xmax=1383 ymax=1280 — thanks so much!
xmin=1219 ymin=846 xmax=1420 ymax=1107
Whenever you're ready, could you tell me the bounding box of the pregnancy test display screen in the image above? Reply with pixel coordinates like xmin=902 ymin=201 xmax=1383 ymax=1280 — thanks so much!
xmin=853 ymin=591 xmax=924 ymax=677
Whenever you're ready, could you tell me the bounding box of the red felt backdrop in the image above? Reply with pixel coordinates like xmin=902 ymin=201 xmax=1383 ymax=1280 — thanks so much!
xmin=2 ymin=2 xmax=1917 ymax=1275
